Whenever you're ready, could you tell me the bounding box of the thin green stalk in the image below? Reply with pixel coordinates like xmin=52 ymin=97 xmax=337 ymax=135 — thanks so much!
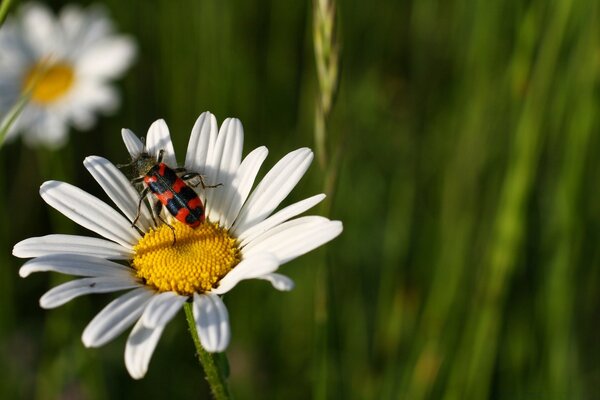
xmin=445 ymin=1 xmax=574 ymax=398
xmin=184 ymin=303 xmax=232 ymax=400
xmin=403 ymin=1 xmax=503 ymax=397
xmin=0 ymin=93 xmax=29 ymax=147
xmin=313 ymin=0 xmax=340 ymax=173
xmin=312 ymin=1 xmax=341 ymax=399
xmin=541 ymin=5 xmax=596 ymax=396
xmin=0 ymin=0 xmax=13 ymax=26
xmin=0 ymin=58 xmax=54 ymax=147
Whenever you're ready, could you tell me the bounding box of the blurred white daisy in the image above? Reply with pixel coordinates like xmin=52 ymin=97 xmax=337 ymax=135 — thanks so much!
xmin=14 ymin=112 xmax=343 ymax=379
xmin=0 ymin=2 xmax=136 ymax=147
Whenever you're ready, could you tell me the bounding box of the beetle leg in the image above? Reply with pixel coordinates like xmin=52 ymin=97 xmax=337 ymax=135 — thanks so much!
xmin=132 ymin=187 xmax=150 ymax=227
xmin=153 ymin=200 xmax=177 ymax=244
xmin=131 ymin=175 xmax=145 ymax=184
xmin=180 ymin=172 xmax=222 ymax=189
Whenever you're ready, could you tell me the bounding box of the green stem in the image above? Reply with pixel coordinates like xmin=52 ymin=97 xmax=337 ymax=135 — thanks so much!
xmin=184 ymin=303 xmax=232 ymax=400
xmin=0 ymin=93 xmax=29 ymax=147
xmin=0 ymin=0 xmax=12 ymax=26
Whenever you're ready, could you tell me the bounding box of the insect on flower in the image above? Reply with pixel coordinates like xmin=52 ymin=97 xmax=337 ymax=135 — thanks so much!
xmin=121 ymin=146 xmax=220 ymax=242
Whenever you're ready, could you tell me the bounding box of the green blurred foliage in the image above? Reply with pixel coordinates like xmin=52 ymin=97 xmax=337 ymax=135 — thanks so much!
xmin=1 ymin=0 xmax=599 ymax=399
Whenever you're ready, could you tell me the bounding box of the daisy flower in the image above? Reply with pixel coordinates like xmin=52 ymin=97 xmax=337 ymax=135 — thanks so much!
xmin=13 ymin=112 xmax=343 ymax=379
xmin=0 ymin=2 xmax=136 ymax=147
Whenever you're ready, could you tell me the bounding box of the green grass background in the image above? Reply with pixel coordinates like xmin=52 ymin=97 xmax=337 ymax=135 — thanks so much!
xmin=1 ymin=0 xmax=599 ymax=399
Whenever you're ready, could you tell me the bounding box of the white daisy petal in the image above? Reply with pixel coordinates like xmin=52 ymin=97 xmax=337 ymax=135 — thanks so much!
xmin=257 ymin=273 xmax=295 ymax=291
xmin=1 ymin=3 xmax=135 ymax=147
xmin=146 ymin=119 xmax=176 ymax=167
xmin=77 ymin=36 xmax=136 ymax=79
xmin=184 ymin=111 xmax=218 ymax=174
xmin=220 ymin=146 xmax=268 ymax=229
xmin=141 ymin=292 xmax=187 ymax=329
xmin=40 ymin=180 xmax=140 ymax=247
xmin=205 ymin=118 xmax=244 ymax=222
xmin=19 ymin=254 xmax=134 ymax=278
xmin=125 ymin=318 xmax=165 ymax=380
xmin=242 ymin=217 xmax=343 ymax=264
xmin=68 ymin=81 xmax=119 ymax=119
xmin=84 ymin=156 xmax=153 ymax=231
xmin=211 ymin=252 xmax=279 ymax=295
xmin=40 ymin=276 xmax=139 ymax=309
xmin=59 ymin=4 xmax=112 ymax=54
xmin=238 ymin=193 xmax=326 ymax=245
xmin=231 ymin=148 xmax=314 ymax=234
xmin=122 ymin=128 xmax=144 ymax=158
xmin=16 ymin=112 xmax=343 ymax=379
xmin=193 ymin=293 xmax=230 ymax=352
xmin=25 ymin=110 xmax=69 ymax=148
xmin=21 ymin=3 xmax=60 ymax=57
xmin=13 ymin=234 xmax=132 ymax=259
xmin=82 ymin=288 xmax=153 ymax=348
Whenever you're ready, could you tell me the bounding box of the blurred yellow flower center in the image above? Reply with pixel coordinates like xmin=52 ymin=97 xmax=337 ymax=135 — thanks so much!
xmin=23 ymin=62 xmax=75 ymax=104
xmin=132 ymin=222 xmax=241 ymax=295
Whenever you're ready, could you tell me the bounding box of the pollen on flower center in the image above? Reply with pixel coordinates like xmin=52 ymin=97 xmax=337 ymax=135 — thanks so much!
xmin=23 ymin=62 xmax=75 ymax=104
xmin=132 ymin=221 xmax=241 ymax=296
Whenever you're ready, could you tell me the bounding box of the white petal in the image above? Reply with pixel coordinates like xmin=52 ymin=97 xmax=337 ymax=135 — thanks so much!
xmin=219 ymin=147 xmax=268 ymax=229
xmin=122 ymin=128 xmax=144 ymax=158
xmin=184 ymin=112 xmax=217 ymax=174
xmin=141 ymin=292 xmax=187 ymax=328
xmin=82 ymin=288 xmax=153 ymax=348
xmin=77 ymin=36 xmax=136 ymax=79
xmin=59 ymin=4 xmax=112 ymax=55
xmin=13 ymin=234 xmax=132 ymax=259
xmin=193 ymin=293 xmax=230 ymax=352
xmin=19 ymin=254 xmax=134 ymax=278
xmin=40 ymin=181 xmax=140 ymax=248
xmin=231 ymin=148 xmax=313 ymax=234
xmin=67 ymin=80 xmax=119 ymax=118
xmin=84 ymin=156 xmax=153 ymax=231
xmin=257 ymin=273 xmax=295 ymax=291
xmin=146 ymin=119 xmax=176 ymax=167
xmin=238 ymin=194 xmax=326 ymax=245
xmin=211 ymin=253 xmax=279 ymax=295
xmin=23 ymin=108 xmax=69 ymax=149
xmin=40 ymin=276 xmax=139 ymax=309
xmin=125 ymin=318 xmax=165 ymax=380
xmin=242 ymin=217 xmax=343 ymax=264
xmin=21 ymin=3 xmax=60 ymax=57
xmin=205 ymin=118 xmax=244 ymax=222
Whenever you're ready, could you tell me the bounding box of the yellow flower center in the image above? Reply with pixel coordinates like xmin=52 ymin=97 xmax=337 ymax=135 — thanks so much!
xmin=23 ymin=62 xmax=75 ymax=104
xmin=132 ymin=221 xmax=241 ymax=296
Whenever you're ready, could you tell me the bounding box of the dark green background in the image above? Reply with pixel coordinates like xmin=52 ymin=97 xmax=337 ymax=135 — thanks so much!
xmin=1 ymin=0 xmax=599 ymax=399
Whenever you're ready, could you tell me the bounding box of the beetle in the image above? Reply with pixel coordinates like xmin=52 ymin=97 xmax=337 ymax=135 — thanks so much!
xmin=123 ymin=147 xmax=219 ymax=242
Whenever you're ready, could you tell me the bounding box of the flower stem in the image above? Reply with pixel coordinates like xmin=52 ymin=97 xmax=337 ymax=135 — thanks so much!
xmin=184 ymin=302 xmax=232 ymax=400
xmin=0 ymin=0 xmax=13 ymax=26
